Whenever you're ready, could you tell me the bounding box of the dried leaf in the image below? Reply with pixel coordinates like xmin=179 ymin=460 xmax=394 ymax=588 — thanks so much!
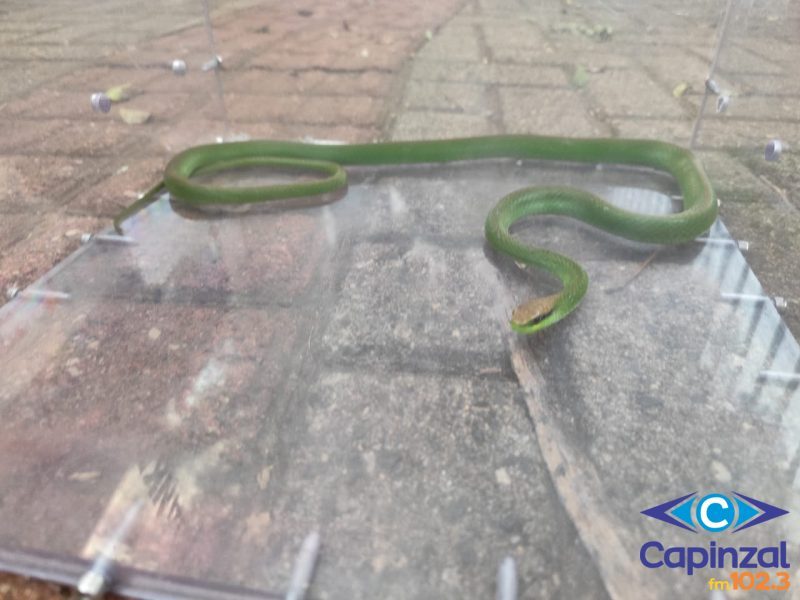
xmin=571 ymin=64 xmax=589 ymax=88
xmin=672 ymin=82 xmax=690 ymax=98
xmin=68 ymin=471 xmax=101 ymax=482
xmin=105 ymin=83 xmax=132 ymax=102
xmin=257 ymin=466 xmax=272 ymax=490
xmin=119 ymin=108 xmax=151 ymax=125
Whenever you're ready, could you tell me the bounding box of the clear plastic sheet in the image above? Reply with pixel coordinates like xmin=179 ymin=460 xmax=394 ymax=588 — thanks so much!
xmin=1 ymin=159 xmax=798 ymax=598
xmin=2 ymin=0 xmax=800 ymax=597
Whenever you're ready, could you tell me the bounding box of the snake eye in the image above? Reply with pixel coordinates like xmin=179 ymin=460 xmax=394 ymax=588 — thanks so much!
xmin=528 ymin=311 xmax=553 ymax=326
xmin=512 ymin=309 xmax=552 ymax=328
xmin=510 ymin=312 xmax=556 ymax=335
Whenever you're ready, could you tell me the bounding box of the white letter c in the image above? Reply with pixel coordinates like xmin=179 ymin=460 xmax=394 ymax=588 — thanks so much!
xmin=700 ymin=497 xmax=729 ymax=529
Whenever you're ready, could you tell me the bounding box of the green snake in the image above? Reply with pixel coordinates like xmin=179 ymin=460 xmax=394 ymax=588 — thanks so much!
xmin=114 ymin=135 xmax=717 ymax=334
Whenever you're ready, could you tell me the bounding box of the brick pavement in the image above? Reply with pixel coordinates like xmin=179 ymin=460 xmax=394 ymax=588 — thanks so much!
xmin=1 ymin=2 xmax=466 ymax=598
xmin=2 ymin=0 xmax=799 ymax=330
xmin=0 ymin=0 xmax=462 ymax=307
xmin=392 ymin=0 xmax=800 ymax=334
xmin=1 ymin=0 xmax=800 ymax=598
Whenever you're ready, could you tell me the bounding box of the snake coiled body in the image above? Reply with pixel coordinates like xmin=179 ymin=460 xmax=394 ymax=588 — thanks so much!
xmin=114 ymin=135 xmax=717 ymax=333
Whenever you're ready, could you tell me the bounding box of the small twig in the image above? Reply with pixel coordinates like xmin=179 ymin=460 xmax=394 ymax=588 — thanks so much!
xmin=758 ymin=174 xmax=794 ymax=211
xmin=604 ymin=249 xmax=661 ymax=294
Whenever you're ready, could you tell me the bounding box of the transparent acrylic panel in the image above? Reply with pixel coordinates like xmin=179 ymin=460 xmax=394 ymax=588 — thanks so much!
xmin=689 ymin=0 xmax=800 ymax=340
xmin=693 ymin=0 xmax=798 ymax=150
xmin=2 ymin=0 xmax=231 ymax=303
xmin=2 ymin=0 xmax=800 ymax=598
xmin=189 ymin=0 xmax=795 ymax=331
xmin=2 ymin=158 xmax=800 ymax=598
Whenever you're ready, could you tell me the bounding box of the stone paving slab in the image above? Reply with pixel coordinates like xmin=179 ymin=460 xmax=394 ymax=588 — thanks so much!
xmin=320 ymin=242 xmax=509 ymax=374
xmin=696 ymin=117 xmax=800 ymax=150
xmin=262 ymin=369 xmax=606 ymax=600
xmin=2 ymin=157 xmax=628 ymax=598
xmin=402 ymin=80 xmax=493 ymax=114
xmin=528 ymin=44 xmax=635 ymax=70
xmin=586 ymin=69 xmax=688 ymax=119
xmin=416 ymin=30 xmax=484 ymax=62
xmin=2 ymin=0 xmax=800 ymax=599
xmin=696 ymin=149 xmax=774 ymax=203
xmin=390 ymin=2 xmax=800 ymax=599
xmin=499 ymin=87 xmax=610 ymax=136
xmin=716 ymin=44 xmax=786 ymax=75
xmin=408 ymin=59 xmax=569 ymax=87
xmin=608 ymin=117 xmax=693 ymax=145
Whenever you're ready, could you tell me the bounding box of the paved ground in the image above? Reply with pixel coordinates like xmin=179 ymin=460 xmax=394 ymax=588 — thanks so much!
xmin=1 ymin=0 xmax=799 ymax=598
xmin=1 ymin=0 xmax=798 ymax=332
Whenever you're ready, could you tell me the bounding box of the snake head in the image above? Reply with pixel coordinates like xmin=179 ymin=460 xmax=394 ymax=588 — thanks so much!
xmin=510 ymin=293 xmax=560 ymax=334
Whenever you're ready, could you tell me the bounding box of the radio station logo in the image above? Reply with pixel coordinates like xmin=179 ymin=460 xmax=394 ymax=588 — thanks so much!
xmin=639 ymin=491 xmax=791 ymax=591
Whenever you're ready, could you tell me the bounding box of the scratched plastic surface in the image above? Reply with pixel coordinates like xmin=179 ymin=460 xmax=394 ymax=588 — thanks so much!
xmin=3 ymin=0 xmax=800 ymax=598
xmin=1 ymin=157 xmax=799 ymax=599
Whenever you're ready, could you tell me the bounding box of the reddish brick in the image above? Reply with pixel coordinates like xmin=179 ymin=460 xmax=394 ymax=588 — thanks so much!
xmin=221 ymin=70 xmax=315 ymax=95
xmin=216 ymin=93 xmax=383 ymax=126
xmin=35 ymin=119 xmax=156 ymax=157
xmin=139 ymin=68 xmax=222 ymax=95
xmin=0 ymin=154 xmax=110 ymax=211
xmin=230 ymin=121 xmax=379 ymax=142
xmin=0 ymin=0 xmax=463 ymax=326
xmin=247 ymin=50 xmax=340 ymax=70
xmin=145 ymin=29 xmax=212 ymax=55
xmin=165 ymin=212 xmax=326 ymax=298
xmin=311 ymin=70 xmax=395 ymax=96
xmin=3 ymin=89 xmax=198 ymax=122
xmin=67 ymin=157 xmax=165 ymax=217
xmin=0 ymin=213 xmax=105 ymax=295
xmin=0 ymin=119 xmax=66 ymax=155
xmin=149 ymin=119 xmax=229 ymax=153
xmin=43 ymin=65 xmax=162 ymax=92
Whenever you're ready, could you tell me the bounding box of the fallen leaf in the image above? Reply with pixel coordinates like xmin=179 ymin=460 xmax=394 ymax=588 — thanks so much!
xmin=571 ymin=64 xmax=589 ymax=88
xmin=257 ymin=466 xmax=272 ymax=490
xmin=119 ymin=108 xmax=151 ymax=125
xmin=68 ymin=471 xmax=101 ymax=482
xmin=672 ymin=82 xmax=689 ymax=98
xmin=105 ymin=83 xmax=132 ymax=102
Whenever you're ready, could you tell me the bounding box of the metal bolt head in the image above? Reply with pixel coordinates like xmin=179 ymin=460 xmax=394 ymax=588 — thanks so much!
xmin=497 ymin=557 xmax=518 ymax=600
xmin=202 ymin=55 xmax=222 ymax=71
xmin=705 ymin=78 xmax=721 ymax=95
xmin=171 ymin=59 xmax=187 ymax=76
xmin=77 ymin=569 xmax=109 ymax=598
xmin=5 ymin=286 xmax=19 ymax=300
xmin=716 ymin=94 xmax=730 ymax=113
xmin=80 ymin=233 xmax=93 ymax=244
xmin=90 ymin=92 xmax=111 ymax=114
xmin=774 ymin=296 xmax=788 ymax=309
xmin=765 ymin=139 xmax=783 ymax=162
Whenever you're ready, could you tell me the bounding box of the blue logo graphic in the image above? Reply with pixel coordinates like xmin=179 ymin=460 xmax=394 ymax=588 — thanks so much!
xmin=641 ymin=492 xmax=788 ymax=533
